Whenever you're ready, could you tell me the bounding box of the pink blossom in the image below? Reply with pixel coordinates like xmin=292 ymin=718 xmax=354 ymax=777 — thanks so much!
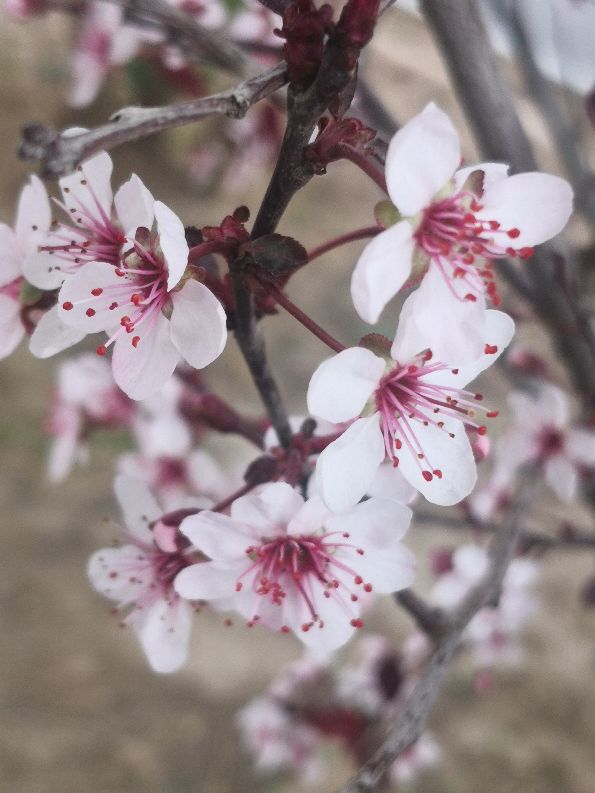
xmin=389 ymin=733 xmax=441 ymax=786
xmin=351 ymin=103 xmax=573 ymax=362
xmin=0 ymin=175 xmax=52 ymax=359
xmin=175 ymin=482 xmax=415 ymax=654
xmin=57 ymin=176 xmax=227 ymax=399
xmin=46 ymin=353 xmax=134 ymax=482
xmin=307 ymin=303 xmax=514 ymax=512
xmin=88 ymin=475 xmax=204 ymax=673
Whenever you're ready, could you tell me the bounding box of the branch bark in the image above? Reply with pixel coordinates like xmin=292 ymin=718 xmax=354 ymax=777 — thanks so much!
xmin=19 ymin=62 xmax=288 ymax=178
xmin=337 ymin=470 xmax=538 ymax=793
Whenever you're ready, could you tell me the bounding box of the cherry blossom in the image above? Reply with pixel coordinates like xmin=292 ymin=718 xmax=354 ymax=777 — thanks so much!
xmin=0 ymin=175 xmax=52 ymax=359
xmin=46 ymin=353 xmax=134 ymax=482
xmin=88 ymin=475 xmax=205 ymax=673
xmin=57 ymin=178 xmax=227 ymax=399
xmin=496 ymin=384 xmax=595 ymax=502
xmin=308 ymin=302 xmax=515 ymax=512
xmin=175 ymin=482 xmax=415 ymax=654
xmin=350 ymin=102 xmax=573 ymax=362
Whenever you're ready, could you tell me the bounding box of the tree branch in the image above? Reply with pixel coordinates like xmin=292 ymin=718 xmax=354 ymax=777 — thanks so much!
xmin=19 ymin=62 xmax=288 ymax=178
xmin=337 ymin=470 xmax=538 ymax=793
xmin=394 ymin=589 xmax=449 ymax=638
xmin=421 ymin=0 xmax=595 ymax=410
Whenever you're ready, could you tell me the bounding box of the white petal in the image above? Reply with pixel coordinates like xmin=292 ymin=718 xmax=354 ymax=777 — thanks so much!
xmin=324 ymin=497 xmax=412 ymax=545
xmin=315 ymin=414 xmax=385 ymax=513
xmin=453 ymin=544 xmax=489 ymax=581
xmin=133 ymin=596 xmax=192 ymax=673
xmin=296 ymin=595 xmax=359 ymax=656
xmin=307 ymin=347 xmax=385 ymax=424
xmin=87 ymin=544 xmax=152 ymax=602
xmin=59 ymin=149 xmax=114 ymax=219
xmin=566 ymin=429 xmax=595 ymax=465
xmin=367 ymin=461 xmax=418 ymax=505
xmin=0 ymin=294 xmax=24 ymax=359
xmin=452 ymin=162 xmax=509 ymax=194
xmin=385 ymin=103 xmax=460 ymax=216
xmin=0 ymin=225 xmax=23 ymax=286
xmin=230 ymin=482 xmax=304 ymax=535
xmin=169 ymin=279 xmax=227 ymax=369
xmin=115 ymin=473 xmax=161 ymax=540
xmin=174 ymin=562 xmax=239 ymax=600
xmin=180 ymin=511 xmax=256 ymax=560
xmin=423 ymin=310 xmax=515 ymax=389
xmin=544 ymin=455 xmax=577 ymax=502
xmin=532 ymin=383 xmax=569 ymax=428
xmin=336 ymin=542 xmax=416 ymax=594
xmin=350 ymin=221 xmax=414 ymax=324
xmin=15 ymin=174 xmax=51 ymax=256
xmin=112 ymin=312 xmax=180 ymax=400
xmin=114 ymin=174 xmax=155 ymax=237
xmin=29 ymin=306 xmax=86 ymax=359
xmin=479 ymin=172 xmax=573 ymax=247
xmin=287 ymin=493 xmax=331 ymax=536
xmin=392 ymin=265 xmax=487 ymax=365
xmin=397 ymin=417 xmax=477 ymax=506
xmin=154 ymin=201 xmax=189 ymax=290
xmin=58 ymin=261 xmax=122 ymax=332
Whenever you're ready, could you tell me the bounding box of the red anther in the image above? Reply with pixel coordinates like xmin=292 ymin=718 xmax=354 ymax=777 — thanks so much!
xmin=301 ymin=623 xmax=311 ymax=632
xmin=505 ymin=246 xmax=516 ymax=256
xmin=354 ymin=575 xmax=363 ymax=585
xmin=452 ymin=368 xmax=459 ymax=374
xmin=350 ymin=618 xmax=364 ymax=628
xmin=132 ymin=336 xmax=140 ymax=348
xmin=85 ymin=308 xmax=95 ymax=317
xmin=507 ymin=227 xmax=521 ymax=239
xmin=489 ymin=220 xmax=500 ymax=230
xmin=62 ymin=301 xmax=73 ymax=311
xmin=280 ymin=625 xmax=290 ymax=633
xmin=471 ymin=243 xmax=484 ymax=254
xmin=463 ymin=212 xmax=476 ymax=224
xmin=351 ymin=594 xmax=358 ymax=601
xmin=463 ymin=254 xmax=475 ymax=265
xmin=422 ymin=470 xmax=433 ymax=482
xmin=486 ymin=410 xmax=499 ymax=418
xmin=408 ymin=365 xmax=418 ymax=373
xmin=392 ymin=457 xmax=399 ymax=467
xmin=470 ymin=200 xmax=484 ymax=212
xmin=484 ymin=343 xmax=498 ymax=354
xmin=474 ymin=393 xmax=484 ymax=401
xmin=115 ymin=268 xmax=125 ymax=277
xmin=395 ymin=439 xmax=402 ymax=450
xmin=487 ymin=281 xmax=498 ymax=294
xmin=477 ymin=425 xmax=488 ymax=435
xmin=453 ymin=267 xmax=465 ymax=278
xmin=91 ymin=287 xmax=103 ymax=296
xmin=363 ymin=583 xmax=372 ymax=592
xmin=96 ymin=345 xmax=107 ymax=356
xmin=342 ymin=532 xmax=350 ymax=538
xmin=433 ymin=469 xmax=443 ymax=479
xmin=464 ymin=293 xmax=477 ymax=302
xmin=356 ymin=548 xmax=364 ymax=555
xmin=235 ymin=582 xmax=243 ymax=591
xmin=519 ymin=246 xmax=534 ymax=259
xmin=108 ymin=302 xmax=118 ymax=310
xmin=131 ymin=293 xmax=142 ymax=306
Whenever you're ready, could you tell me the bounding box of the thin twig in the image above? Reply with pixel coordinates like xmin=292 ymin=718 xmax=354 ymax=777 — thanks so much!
xmin=394 ymin=589 xmax=449 ymax=638
xmin=19 ymin=62 xmax=288 ymax=178
xmin=337 ymin=470 xmax=538 ymax=793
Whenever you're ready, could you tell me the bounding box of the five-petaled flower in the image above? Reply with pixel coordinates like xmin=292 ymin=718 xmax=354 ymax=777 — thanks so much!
xmin=308 ymin=301 xmax=514 ymax=512
xmin=175 ymin=482 xmax=415 ymax=655
xmin=350 ymin=102 xmax=573 ymax=362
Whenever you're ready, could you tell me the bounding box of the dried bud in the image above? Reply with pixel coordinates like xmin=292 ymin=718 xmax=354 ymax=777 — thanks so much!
xmin=244 ymin=454 xmax=278 ymax=486
xmin=244 ymin=234 xmax=308 ymax=282
xmin=277 ymin=0 xmax=334 ymax=90
xmin=333 ymin=0 xmax=380 ymax=70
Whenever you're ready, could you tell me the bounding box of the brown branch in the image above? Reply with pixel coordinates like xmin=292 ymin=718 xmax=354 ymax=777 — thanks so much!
xmin=337 ymin=470 xmax=538 ymax=793
xmin=420 ymin=0 xmax=595 ymax=410
xmin=19 ymin=62 xmax=288 ymax=178
xmin=394 ymin=589 xmax=450 ymax=638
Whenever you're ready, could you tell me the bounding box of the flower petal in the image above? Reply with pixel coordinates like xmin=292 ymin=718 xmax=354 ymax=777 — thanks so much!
xmin=58 ymin=261 xmax=122 ymax=332
xmin=114 ymin=174 xmax=155 ymax=237
xmin=324 ymin=497 xmax=412 ymax=545
xmin=397 ymin=416 xmax=477 ymax=506
xmin=230 ymin=482 xmax=305 ymax=535
xmin=307 ymin=347 xmax=385 ymax=424
xmin=133 ymin=596 xmax=192 ymax=673
xmin=566 ymin=428 xmax=595 ymax=465
xmin=174 ymin=561 xmax=239 ymax=600
xmin=452 ymin=162 xmax=509 ymax=194
xmin=544 ymin=455 xmax=577 ymax=502
xmin=169 ymin=279 xmax=227 ymax=369
xmin=385 ymin=103 xmax=460 ymax=216
xmin=350 ymin=221 xmax=414 ymax=324
xmin=154 ymin=201 xmax=189 ymax=290
xmin=88 ymin=544 xmax=152 ymax=602
xmin=367 ymin=461 xmax=418 ymax=504
xmin=112 ymin=311 xmax=180 ymax=400
xmin=180 ymin=511 xmax=257 ymax=560
xmin=315 ymin=414 xmax=385 ymax=513
xmin=29 ymin=305 xmax=86 ymax=359
xmin=115 ymin=473 xmax=161 ymax=540
xmin=0 ymin=225 xmax=21 ymax=286
xmin=479 ymin=172 xmax=573 ymax=247
xmin=336 ymin=542 xmax=416 ymax=594
xmin=0 ymin=293 xmax=24 ymax=359
xmin=15 ymin=174 xmax=51 ymax=256
xmin=59 ymin=149 xmax=114 ymax=220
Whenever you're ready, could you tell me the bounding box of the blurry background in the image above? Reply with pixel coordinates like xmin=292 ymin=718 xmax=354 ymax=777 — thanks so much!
xmin=1 ymin=3 xmax=595 ymax=792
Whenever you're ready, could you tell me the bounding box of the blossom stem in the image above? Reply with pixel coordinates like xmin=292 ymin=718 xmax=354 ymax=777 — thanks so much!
xmin=265 ymin=283 xmax=347 ymax=353
xmin=211 ymin=482 xmax=256 ymax=513
xmin=334 ymin=143 xmax=388 ymax=193
xmin=307 ymin=225 xmax=381 ymax=263
xmin=187 ymin=240 xmax=232 ymax=261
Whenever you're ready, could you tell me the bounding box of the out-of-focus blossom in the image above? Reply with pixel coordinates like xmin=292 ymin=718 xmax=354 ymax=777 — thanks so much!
xmin=88 ymin=475 xmax=206 ymax=673
xmin=351 ymin=103 xmax=572 ymax=362
xmin=308 ymin=306 xmax=514 ymax=511
xmin=176 ymin=482 xmax=415 ymax=654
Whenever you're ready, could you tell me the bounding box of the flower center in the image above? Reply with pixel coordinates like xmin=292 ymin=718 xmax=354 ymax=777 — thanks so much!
xmin=238 ymin=532 xmax=372 ymax=633
xmin=414 ymin=190 xmax=534 ymax=305
xmin=537 ymin=427 xmax=565 ymax=457
xmin=374 ymin=356 xmax=498 ymax=482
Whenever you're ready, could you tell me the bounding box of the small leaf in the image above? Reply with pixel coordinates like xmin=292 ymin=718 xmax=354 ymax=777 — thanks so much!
xmin=20 ymin=280 xmax=42 ymax=306
xmin=374 ymin=200 xmax=401 ymax=228
xmin=246 ymin=234 xmax=308 ymax=278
